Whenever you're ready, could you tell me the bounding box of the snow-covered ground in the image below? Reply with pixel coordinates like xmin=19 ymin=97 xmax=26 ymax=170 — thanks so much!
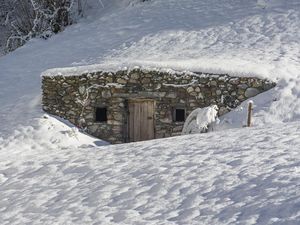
xmin=0 ymin=0 xmax=300 ymax=224
xmin=0 ymin=0 xmax=299 ymax=138
xmin=1 ymin=121 xmax=300 ymax=224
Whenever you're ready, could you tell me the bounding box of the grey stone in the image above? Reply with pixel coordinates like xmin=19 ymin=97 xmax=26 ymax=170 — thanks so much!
xmin=210 ymin=81 xmax=217 ymax=86
xmin=142 ymin=78 xmax=151 ymax=84
xmin=216 ymin=90 xmax=222 ymax=95
xmin=166 ymin=93 xmax=176 ymax=98
xmin=187 ymin=87 xmax=194 ymax=93
xmin=117 ymin=78 xmax=127 ymax=84
xmin=156 ymin=83 xmax=162 ymax=89
xmin=106 ymin=77 xmax=113 ymax=83
xmin=195 ymin=87 xmax=201 ymax=92
xmin=102 ymin=90 xmax=111 ymax=98
xmin=129 ymin=79 xmax=137 ymax=83
xmin=245 ymin=88 xmax=260 ymax=98
xmin=238 ymin=84 xmax=248 ymax=89
xmin=131 ymin=73 xmax=139 ymax=79
xmin=85 ymin=113 xmax=94 ymax=119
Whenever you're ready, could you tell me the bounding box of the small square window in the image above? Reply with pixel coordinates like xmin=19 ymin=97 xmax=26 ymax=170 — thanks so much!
xmin=95 ymin=107 xmax=107 ymax=122
xmin=174 ymin=108 xmax=185 ymax=122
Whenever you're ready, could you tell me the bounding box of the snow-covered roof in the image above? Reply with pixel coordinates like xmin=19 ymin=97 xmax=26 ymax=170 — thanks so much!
xmin=41 ymin=61 xmax=274 ymax=81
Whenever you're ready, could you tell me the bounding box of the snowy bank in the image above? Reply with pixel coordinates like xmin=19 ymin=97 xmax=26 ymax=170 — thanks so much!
xmin=1 ymin=122 xmax=300 ymax=224
xmin=0 ymin=0 xmax=300 ymax=224
xmin=0 ymin=0 xmax=299 ymax=138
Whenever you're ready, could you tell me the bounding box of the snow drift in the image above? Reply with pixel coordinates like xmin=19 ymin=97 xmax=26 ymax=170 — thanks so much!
xmin=0 ymin=0 xmax=300 ymax=224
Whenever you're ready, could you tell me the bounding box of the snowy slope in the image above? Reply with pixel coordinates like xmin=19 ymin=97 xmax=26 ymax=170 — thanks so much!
xmin=0 ymin=0 xmax=300 ymax=224
xmin=1 ymin=122 xmax=300 ymax=224
xmin=0 ymin=0 xmax=299 ymax=138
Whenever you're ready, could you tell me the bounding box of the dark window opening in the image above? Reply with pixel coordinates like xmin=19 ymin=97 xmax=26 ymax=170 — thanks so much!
xmin=95 ymin=107 xmax=107 ymax=122
xmin=174 ymin=108 xmax=185 ymax=122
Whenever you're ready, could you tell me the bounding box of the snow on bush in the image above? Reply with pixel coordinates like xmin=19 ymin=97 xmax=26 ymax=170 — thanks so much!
xmin=2 ymin=0 xmax=79 ymax=52
xmin=182 ymin=105 xmax=219 ymax=135
xmin=0 ymin=0 xmax=151 ymax=53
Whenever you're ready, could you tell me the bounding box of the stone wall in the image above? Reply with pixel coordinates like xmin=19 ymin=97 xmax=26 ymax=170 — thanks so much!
xmin=42 ymin=68 xmax=275 ymax=144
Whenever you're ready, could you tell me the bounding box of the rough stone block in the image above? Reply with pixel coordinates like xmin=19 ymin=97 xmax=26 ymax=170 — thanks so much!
xmin=245 ymin=87 xmax=260 ymax=98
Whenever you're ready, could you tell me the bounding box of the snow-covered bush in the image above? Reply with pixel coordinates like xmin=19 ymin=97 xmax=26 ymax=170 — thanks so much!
xmin=2 ymin=0 xmax=84 ymax=52
xmin=182 ymin=105 xmax=219 ymax=135
xmin=7 ymin=0 xmax=76 ymax=51
xmin=1 ymin=0 xmax=150 ymax=53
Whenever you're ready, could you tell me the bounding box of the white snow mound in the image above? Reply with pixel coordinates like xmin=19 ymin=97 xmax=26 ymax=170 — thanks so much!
xmin=1 ymin=122 xmax=300 ymax=224
xmin=0 ymin=0 xmax=300 ymax=224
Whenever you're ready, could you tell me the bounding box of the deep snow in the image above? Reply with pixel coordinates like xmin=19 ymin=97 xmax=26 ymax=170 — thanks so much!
xmin=0 ymin=0 xmax=299 ymax=138
xmin=1 ymin=120 xmax=300 ymax=224
xmin=0 ymin=0 xmax=300 ymax=224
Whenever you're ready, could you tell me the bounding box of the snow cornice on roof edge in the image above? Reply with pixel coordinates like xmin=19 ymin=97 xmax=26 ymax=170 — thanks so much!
xmin=41 ymin=61 xmax=277 ymax=82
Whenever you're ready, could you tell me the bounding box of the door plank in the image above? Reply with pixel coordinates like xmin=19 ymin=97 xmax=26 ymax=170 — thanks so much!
xmin=129 ymin=102 xmax=134 ymax=142
xmin=147 ymin=101 xmax=155 ymax=139
xmin=134 ymin=103 xmax=140 ymax=141
xmin=141 ymin=102 xmax=147 ymax=140
xmin=128 ymin=99 xmax=155 ymax=142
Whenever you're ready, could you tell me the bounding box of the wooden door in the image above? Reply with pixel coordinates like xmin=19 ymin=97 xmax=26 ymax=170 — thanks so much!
xmin=128 ymin=99 xmax=155 ymax=142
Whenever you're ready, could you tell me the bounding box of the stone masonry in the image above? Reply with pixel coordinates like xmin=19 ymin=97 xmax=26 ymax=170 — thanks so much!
xmin=42 ymin=68 xmax=275 ymax=144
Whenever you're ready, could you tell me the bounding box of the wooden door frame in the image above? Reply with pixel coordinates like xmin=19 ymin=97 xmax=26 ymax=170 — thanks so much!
xmin=126 ymin=99 xmax=156 ymax=142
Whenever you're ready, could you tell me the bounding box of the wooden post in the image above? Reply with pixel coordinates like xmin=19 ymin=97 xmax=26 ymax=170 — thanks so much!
xmin=247 ymin=101 xmax=253 ymax=127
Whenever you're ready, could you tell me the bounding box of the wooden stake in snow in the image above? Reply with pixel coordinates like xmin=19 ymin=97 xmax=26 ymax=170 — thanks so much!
xmin=247 ymin=101 xmax=253 ymax=127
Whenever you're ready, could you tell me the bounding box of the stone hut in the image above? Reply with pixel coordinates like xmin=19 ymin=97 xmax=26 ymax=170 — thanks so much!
xmin=42 ymin=68 xmax=275 ymax=144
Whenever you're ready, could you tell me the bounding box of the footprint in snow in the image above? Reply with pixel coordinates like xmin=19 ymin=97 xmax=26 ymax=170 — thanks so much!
xmin=0 ymin=173 xmax=8 ymax=183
